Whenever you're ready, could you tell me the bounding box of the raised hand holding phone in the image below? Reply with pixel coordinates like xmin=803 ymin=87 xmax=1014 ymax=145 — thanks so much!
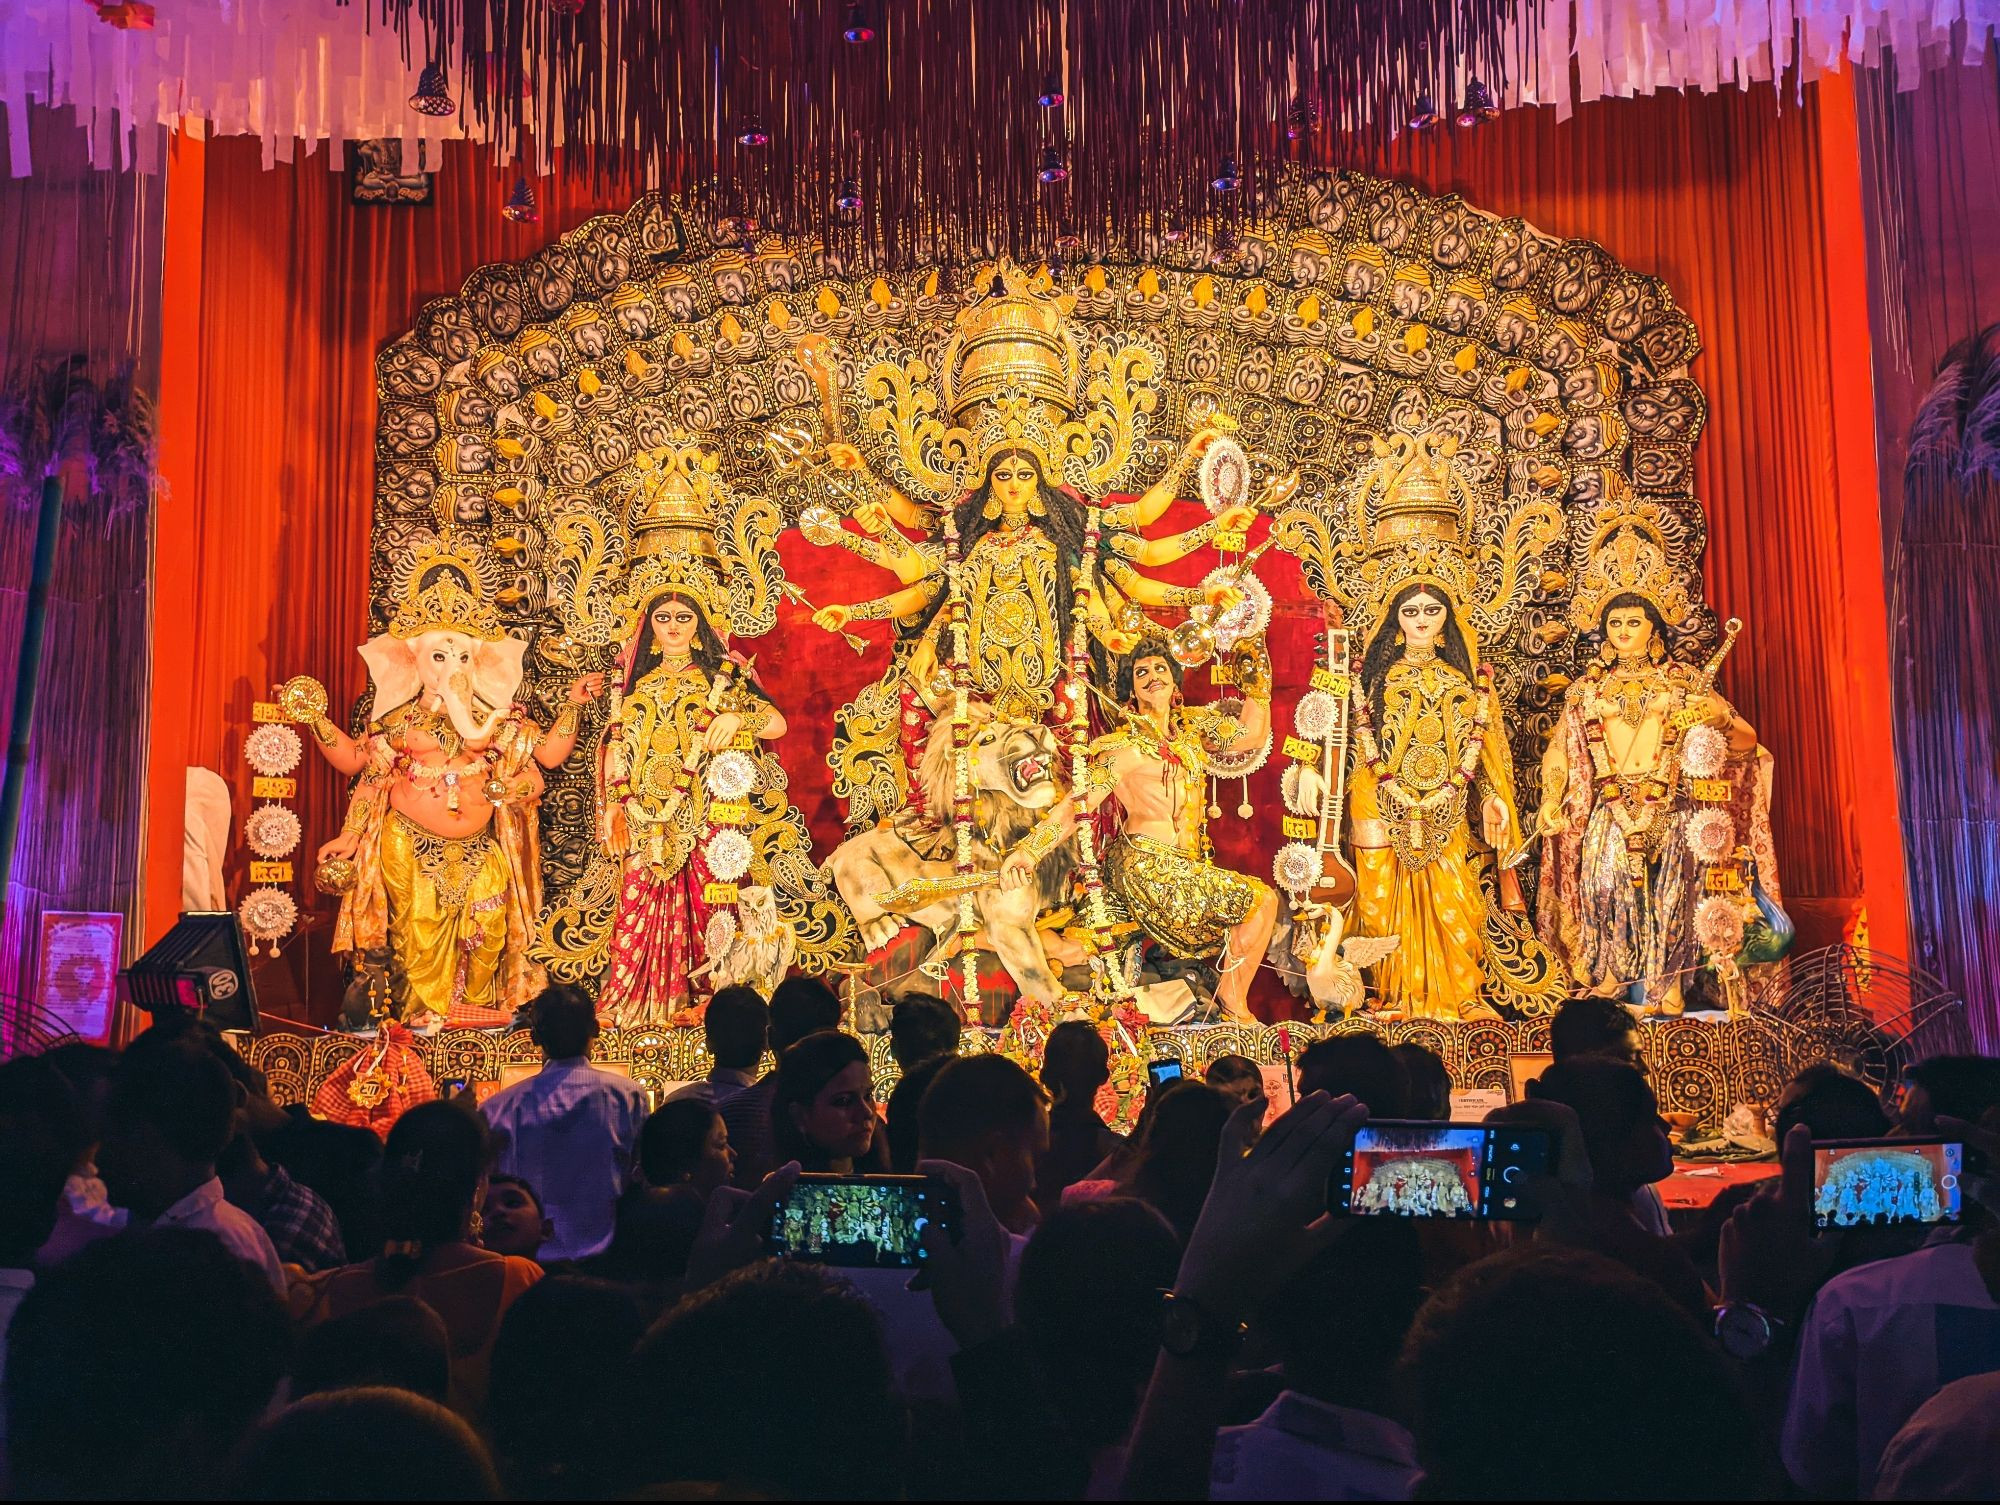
xmin=914 ymin=1158 xmax=1012 ymax=1349
xmin=1175 ymin=1090 xmax=1368 ymax=1326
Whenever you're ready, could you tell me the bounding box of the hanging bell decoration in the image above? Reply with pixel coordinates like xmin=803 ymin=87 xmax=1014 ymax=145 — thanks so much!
xmin=737 ymin=114 xmax=772 ymax=148
xmin=834 ymin=178 xmax=865 ymax=215
xmin=409 ymin=61 xmax=456 ymax=117
xmin=502 ymin=176 xmax=540 ymax=223
xmin=1037 ymin=144 xmax=1070 ymax=185
xmin=1210 ymin=155 xmax=1243 ymax=193
xmin=1037 ymin=72 xmax=1066 ymax=108
xmin=1408 ymin=94 xmax=1443 ymax=131
xmin=1457 ymin=79 xmax=1499 ymax=126
xmin=840 ymin=1 xmax=876 ymax=42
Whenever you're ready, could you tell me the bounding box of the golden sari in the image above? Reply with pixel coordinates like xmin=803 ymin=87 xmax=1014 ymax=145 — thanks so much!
xmin=1349 ymin=657 xmax=1526 ymax=1019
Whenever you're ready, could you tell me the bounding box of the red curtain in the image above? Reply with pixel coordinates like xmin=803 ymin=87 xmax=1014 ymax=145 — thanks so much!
xmin=154 ymin=79 xmax=1902 ymax=1021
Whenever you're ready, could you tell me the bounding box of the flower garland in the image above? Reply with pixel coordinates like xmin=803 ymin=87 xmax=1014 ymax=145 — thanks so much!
xmin=942 ymin=502 xmax=979 ymax=1015
xmin=1070 ymin=496 xmax=1124 ymax=1000
xmin=1576 ymin=656 xmax=1692 ymax=885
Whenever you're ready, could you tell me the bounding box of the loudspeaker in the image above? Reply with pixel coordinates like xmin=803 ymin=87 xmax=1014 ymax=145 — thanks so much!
xmin=122 ymin=911 xmax=260 ymax=1034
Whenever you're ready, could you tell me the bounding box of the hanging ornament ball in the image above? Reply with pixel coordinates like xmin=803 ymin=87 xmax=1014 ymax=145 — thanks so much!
xmin=737 ymin=115 xmax=772 ymax=149
xmin=1208 ymin=801 xmax=1223 ymax=821
xmin=547 ymin=0 xmax=588 ymax=15
xmin=1237 ymin=798 xmax=1255 ymax=819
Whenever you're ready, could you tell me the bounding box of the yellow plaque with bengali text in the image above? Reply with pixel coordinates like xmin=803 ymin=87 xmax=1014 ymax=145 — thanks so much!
xmin=249 ymin=862 xmax=293 ymax=884
xmin=1282 ymin=816 xmax=1319 ymax=840
xmin=252 ymin=777 xmax=298 ymax=799
xmin=1283 ymin=735 xmax=1321 ymax=763
xmin=1689 ymin=779 xmax=1731 ymax=802
xmin=1704 ymin=867 xmax=1744 ymax=893
xmin=252 ymin=701 xmax=284 ymax=724
xmin=703 ymin=882 xmax=740 ymax=906
xmin=707 ymin=802 xmax=748 ymax=825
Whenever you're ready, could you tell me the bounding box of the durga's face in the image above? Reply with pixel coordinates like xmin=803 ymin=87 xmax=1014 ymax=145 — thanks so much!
xmin=1398 ymin=590 xmax=1449 ymax=650
xmin=649 ymin=598 xmax=700 ymax=655
xmin=1603 ymin=605 xmax=1655 ymax=659
xmin=988 ymin=454 xmax=1043 ymax=518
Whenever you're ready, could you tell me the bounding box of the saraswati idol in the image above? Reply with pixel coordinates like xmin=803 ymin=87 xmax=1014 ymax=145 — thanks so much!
xmin=1328 ymin=430 xmax=1567 ymax=1020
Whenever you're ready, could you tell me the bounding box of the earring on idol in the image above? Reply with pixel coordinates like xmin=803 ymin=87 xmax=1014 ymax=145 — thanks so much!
xmin=1600 ymin=639 xmax=1617 ymax=665
xmin=982 ymin=493 xmax=1003 ymax=520
xmin=469 ymin=1209 xmax=485 ymax=1241
xmin=1649 ymin=636 xmax=1666 ymax=663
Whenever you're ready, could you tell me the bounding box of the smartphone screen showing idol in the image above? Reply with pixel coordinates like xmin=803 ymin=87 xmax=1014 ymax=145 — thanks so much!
xmin=1333 ymin=1122 xmax=1551 ymax=1221
xmin=768 ymin=1174 xmax=960 ymax=1270
xmin=1812 ymin=1138 xmax=1962 ymax=1230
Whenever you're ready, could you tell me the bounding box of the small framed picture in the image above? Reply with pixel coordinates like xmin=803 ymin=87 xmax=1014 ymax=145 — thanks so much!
xmin=351 ymin=139 xmax=434 ymax=206
xmin=36 ymin=911 xmax=123 ymax=1046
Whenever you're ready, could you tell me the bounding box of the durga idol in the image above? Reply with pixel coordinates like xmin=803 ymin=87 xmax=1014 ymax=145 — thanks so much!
xmin=294 ymin=543 xmax=600 ymax=1028
xmin=799 ymin=265 xmax=1257 ymax=739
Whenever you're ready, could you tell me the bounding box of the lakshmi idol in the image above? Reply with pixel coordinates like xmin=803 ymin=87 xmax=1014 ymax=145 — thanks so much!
xmin=1536 ymin=495 xmax=1767 ymax=1015
xmin=1338 ymin=431 xmax=1562 ymax=1020
xmin=596 ymin=570 xmax=791 ymax=1026
xmin=292 ymin=542 xmax=599 ymax=1027
xmin=540 ymin=434 xmax=824 ymax=1026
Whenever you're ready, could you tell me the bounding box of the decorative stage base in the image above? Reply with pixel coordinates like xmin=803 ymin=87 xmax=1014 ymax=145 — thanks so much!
xmin=246 ymin=1011 xmax=1788 ymax=1126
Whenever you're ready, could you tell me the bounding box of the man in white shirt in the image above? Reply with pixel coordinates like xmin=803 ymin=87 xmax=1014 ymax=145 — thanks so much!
xmin=1782 ymin=1235 xmax=2000 ymax=1497
xmin=95 ymin=1036 xmax=285 ymax=1291
xmin=666 ymin=985 xmax=768 ymax=1108
xmin=1210 ymin=1218 xmax=1425 ymax=1502
xmin=484 ymin=985 xmax=648 ymax=1262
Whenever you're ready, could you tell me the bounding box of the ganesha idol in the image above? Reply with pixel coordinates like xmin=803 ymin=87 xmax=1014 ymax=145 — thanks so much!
xmin=290 ymin=542 xmax=599 ymax=1029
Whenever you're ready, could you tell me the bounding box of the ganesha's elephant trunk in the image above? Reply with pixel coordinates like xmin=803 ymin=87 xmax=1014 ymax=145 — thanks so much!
xmin=440 ymin=674 xmax=509 ymax=747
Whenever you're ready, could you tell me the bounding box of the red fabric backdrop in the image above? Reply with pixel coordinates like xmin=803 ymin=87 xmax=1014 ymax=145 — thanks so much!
xmin=150 ymin=78 xmax=1904 ymax=1022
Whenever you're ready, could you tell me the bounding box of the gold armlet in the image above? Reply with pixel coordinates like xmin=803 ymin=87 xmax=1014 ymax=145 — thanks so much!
xmin=1174 ymin=517 xmax=1221 ymax=552
xmin=1015 ymin=810 xmax=1067 ymax=865
xmin=1231 ymin=639 xmax=1273 ymax=700
xmin=737 ymin=703 xmax=772 ymax=735
xmin=846 ymin=596 xmax=900 ymax=622
xmin=1100 ymin=502 xmax=1138 ymax=529
xmin=1161 ymin=582 xmax=1206 ymax=606
xmin=1109 ymin=533 xmax=1145 ymax=560
xmin=342 ymin=797 xmax=373 ymax=834
xmin=311 ymin=717 xmax=340 ymax=748
xmin=550 ymin=703 xmax=582 ymax=740
xmin=846 ymin=533 xmax=912 ymax=567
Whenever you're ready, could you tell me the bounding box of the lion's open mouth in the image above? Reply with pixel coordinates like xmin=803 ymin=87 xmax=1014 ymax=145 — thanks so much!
xmin=1011 ymin=753 xmax=1048 ymax=792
